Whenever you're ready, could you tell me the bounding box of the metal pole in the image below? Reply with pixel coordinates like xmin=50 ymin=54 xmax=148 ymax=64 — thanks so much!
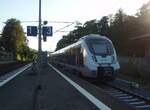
xmin=38 ymin=0 xmax=42 ymax=66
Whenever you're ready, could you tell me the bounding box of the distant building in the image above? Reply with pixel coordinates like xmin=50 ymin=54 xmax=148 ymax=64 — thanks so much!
xmin=130 ymin=33 xmax=150 ymax=57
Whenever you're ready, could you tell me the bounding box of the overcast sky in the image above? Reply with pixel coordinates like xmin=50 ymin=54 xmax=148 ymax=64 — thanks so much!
xmin=0 ymin=0 xmax=149 ymax=51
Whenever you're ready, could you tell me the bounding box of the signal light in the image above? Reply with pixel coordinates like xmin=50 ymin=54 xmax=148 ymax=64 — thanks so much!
xmin=43 ymin=36 xmax=47 ymax=42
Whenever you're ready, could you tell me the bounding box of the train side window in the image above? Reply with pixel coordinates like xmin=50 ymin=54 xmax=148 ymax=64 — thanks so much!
xmin=79 ymin=48 xmax=84 ymax=66
xmin=76 ymin=47 xmax=84 ymax=66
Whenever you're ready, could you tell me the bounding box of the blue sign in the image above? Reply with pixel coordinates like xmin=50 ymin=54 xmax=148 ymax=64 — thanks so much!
xmin=42 ymin=26 xmax=53 ymax=36
xmin=27 ymin=26 xmax=37 ymax=36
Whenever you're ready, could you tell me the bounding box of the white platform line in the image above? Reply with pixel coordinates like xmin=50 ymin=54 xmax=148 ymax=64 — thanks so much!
xmin=49 ymin=64 xmax=111 ymax=110
xmin=0 ymin=63 xmax=31 ymax=87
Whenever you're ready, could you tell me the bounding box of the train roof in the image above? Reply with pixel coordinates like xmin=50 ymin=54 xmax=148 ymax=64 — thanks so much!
xmin=79 ymin=34 xmax=111 ymax=42
xmin=52 ymin=34 xmax=112 ymax=55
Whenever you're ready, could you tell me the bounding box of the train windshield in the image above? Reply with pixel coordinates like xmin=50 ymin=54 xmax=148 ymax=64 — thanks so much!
xmin=86 ymin=39 xmax=114 ymax=55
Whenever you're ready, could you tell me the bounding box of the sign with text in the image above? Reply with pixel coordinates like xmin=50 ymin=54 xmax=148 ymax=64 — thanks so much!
xmin=42 ymin=26 xmax=53 ymax=36
xmin=27 ymin=26 xmax=38 ymax=36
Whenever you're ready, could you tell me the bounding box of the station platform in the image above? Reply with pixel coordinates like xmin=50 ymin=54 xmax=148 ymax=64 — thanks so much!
xmin=0 ymin=63 xmax=136 ymax=110
xmin=33 ymin=64 xmax=135 ymax=110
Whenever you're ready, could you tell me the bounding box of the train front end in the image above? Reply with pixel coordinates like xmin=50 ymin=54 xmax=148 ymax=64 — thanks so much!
xmin=84 ymin=35 xmax=120 ymax=79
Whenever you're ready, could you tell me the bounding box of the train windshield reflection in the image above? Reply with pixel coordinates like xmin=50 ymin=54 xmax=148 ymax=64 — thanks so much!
xmin=86 ymin=40 xmax=113 ymax=55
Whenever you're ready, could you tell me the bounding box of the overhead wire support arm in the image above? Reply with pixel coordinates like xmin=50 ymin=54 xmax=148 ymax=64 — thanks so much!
xmin=53 ymin=22 xmax=75 ymax=34
xmin=6 ymin=21 xmax=75 ymax=24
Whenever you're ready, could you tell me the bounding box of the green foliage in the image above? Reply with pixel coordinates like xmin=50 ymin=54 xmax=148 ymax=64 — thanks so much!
xmin=83 ymin=19 xmax=99 ymax=34
xmin=0 ymin=37 xmax=3 ymax=51
xmin=1 ymin=18 xmax=37 ymax=61
xmin=18 ymin=45 xmax=37 ymax=61
xmin=1 ymin=18 xmax=26 ymax=59
xmin=97 ymin=16 xmax=109 ymax=36
xmin=55 ymin=19 xmax=103 ymax=50
xmin=56 ymin=2 xmax=150 ymax=57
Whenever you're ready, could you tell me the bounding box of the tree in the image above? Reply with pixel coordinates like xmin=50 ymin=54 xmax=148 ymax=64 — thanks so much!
xmin=55 ymin=3 xmax=150 ymax=57
xmin=1 ymin=18 xmax=26 ymax=59
xmin=55 ymin=19 xmax=99 ymax=51
xmin=97 ymin=16 xmax=109 ymax=36
xmin=137 ymin=1 xmax=150 ymax=20
xmin=55 ymin=37 xmax=68 ymax=51
xmin=108 ymin=9 xmax=128 ymax=54
xmin=0 ymin=36 xmax=3 ymax=51
xmin=136 ymin=1 xmax=150 ymax=34
xmin=83 ymin=19 xmax=99 ymax=34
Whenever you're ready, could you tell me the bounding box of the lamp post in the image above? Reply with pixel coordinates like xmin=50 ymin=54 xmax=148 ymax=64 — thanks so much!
xmin=38 ymin=0 xmax=42 ymax=68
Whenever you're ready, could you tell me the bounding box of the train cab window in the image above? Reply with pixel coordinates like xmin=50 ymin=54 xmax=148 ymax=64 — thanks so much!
xmin=86 ymin=39 xmax=114 ymax=56
xmin=92 ymin=43 xmax=108 ymax=54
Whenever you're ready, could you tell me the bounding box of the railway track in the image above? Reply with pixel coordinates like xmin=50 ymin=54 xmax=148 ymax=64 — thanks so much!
xmin=0 ymin=61 xmax=30 ymax=76
xmin=90 ymin=80 xmax=150 ymax=110
xmin=52 ymin=64 xmax=150 ymax=110
xmin=0 ymin=63 xmax=31 ymax=87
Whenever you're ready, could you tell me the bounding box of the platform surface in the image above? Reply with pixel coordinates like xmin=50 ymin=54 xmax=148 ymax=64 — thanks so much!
xmin=0 ymin=64 xmax=135 ymax=110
